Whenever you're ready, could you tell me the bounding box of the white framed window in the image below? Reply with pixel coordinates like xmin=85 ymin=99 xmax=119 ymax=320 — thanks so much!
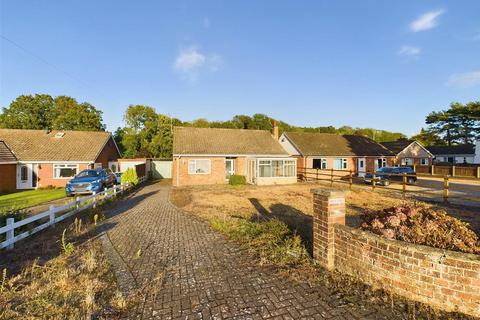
xmin=188 ymin=159 xmax=211 ymax=175
xmin=53 ymin=164 xmax=78 ymax=179
xmin=420 ymin=158 xmax=428 ymax=165
xmin=312 ymin=158 xmax=327 ymax=170
xmin=401 ymin=158 xmax=413 ymax=165
xmin=333 ymin=158 xmax=348 ymax=170
xmin=258 ymin=159 xmax=296 ymax=178
xmin=376 ymin=158 xmax=387 ymax=169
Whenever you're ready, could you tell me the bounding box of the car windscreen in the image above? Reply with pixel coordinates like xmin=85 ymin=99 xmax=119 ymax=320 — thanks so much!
xmin=76 ymin=170 xmax=100 ymax=178
xmin=376 ymin=167 xmax=394 ymax=173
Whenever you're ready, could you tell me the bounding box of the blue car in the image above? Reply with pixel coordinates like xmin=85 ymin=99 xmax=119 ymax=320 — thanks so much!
xmin=364 ymin=167 xmax=417 ymax=186
xmin=66 ymin=168 xmax=117 ymax=196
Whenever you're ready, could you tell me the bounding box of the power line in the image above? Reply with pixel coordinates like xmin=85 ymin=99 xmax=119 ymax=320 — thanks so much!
xmin=1 ymin=34 xmax=91 ymax=88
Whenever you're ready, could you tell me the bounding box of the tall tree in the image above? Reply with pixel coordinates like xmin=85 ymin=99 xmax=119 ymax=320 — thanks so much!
xmin=0 ymin=94 xmax=105 ymax=131
xmin=0 ymin=94 xmax=54 ymax=129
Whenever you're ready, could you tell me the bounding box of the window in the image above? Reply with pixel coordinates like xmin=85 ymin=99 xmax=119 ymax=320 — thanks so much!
xmin=53 ymin=164 xmax=78 ymax=178
xmin=333 ymin=158 xmax=348 ymax=170
xmin=376 ymin=158 xmax=386 ymax=169
xmin=312 ymin=158 xmax=327 ymax=169
xmin=402 ymin=158 xmax=413 ymax=165
xmin=258 ymin=159 xmax=296 ymax=178
xmin=20 ymin=166 xmax=28 ymax=181
xmin=420 ymin=158 xmax=428 ymax=165
xmin=188 ymin=159 xmax=211 ymax=174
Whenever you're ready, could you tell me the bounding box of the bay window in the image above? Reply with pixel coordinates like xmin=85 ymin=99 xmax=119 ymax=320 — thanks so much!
xmin=188 ymin=159 xmax=211 ymax=174
xmin=258 ymin=159 xmax=296 ymax=178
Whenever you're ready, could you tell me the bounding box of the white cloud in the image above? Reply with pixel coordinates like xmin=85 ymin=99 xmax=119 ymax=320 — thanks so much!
xmin=410 ymin=9 xmax=445 ymax=32
xmin=398 ymin=45 xmax=421 ymax=56
xmin=447 ymin=70 xmax=480 ymax=88
xmin=173 ymin=46 xmax=223 ymax=82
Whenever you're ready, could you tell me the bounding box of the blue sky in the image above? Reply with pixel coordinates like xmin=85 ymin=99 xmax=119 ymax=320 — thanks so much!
xmin=1 ymin=1 xmax=479 ymax=136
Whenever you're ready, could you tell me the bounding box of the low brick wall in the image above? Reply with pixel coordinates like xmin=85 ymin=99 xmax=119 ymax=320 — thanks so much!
xmin=311 ymin=188 xmax=480 ymax=317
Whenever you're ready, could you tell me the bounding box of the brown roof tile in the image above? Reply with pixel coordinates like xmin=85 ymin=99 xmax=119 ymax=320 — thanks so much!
xmin=0 ymin=141 xmax=17 ymax=163
xmin=427 ymin=144 xmax=475 ymax=155
xmin=381 ymin=140 xmax=415 ymax=154
xmin=0 ymin=129 xmax=116 ymax=161
xmin=173 ymin=127 xmax=288 ymax=155
xmin=284 ymin=132 xmax=394 ymax=156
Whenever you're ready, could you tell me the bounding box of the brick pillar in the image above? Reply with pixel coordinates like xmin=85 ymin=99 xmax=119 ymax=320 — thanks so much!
xmin=311 ymin=188 xmax=346 ymax=270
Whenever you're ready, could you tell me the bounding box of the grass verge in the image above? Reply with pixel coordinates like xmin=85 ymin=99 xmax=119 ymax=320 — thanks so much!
xmin=0 ymin=188 xmax=66 ymax=210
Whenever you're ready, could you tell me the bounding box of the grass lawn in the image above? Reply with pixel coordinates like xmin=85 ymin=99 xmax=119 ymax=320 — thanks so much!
xmin=0 ymin=188 xmax=66 ymax=210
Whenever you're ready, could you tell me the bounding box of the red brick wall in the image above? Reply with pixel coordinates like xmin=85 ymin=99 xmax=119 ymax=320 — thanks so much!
xmin=37 ymin=163 xmax=89 ymax=188
xmin=334 ymin=225 xmax=480 ymax=317
xmin=311 ymin=189 xmax=480 ymax=317
xmin=0 ymin=164 xmax=16 ymax=194
xmin=94 ymin=137 xmax=121 ymax=168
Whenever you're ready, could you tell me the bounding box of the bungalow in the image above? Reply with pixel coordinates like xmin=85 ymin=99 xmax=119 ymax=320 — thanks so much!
xmin=0 ymin=141 xmax=17 ymax=194
xmin=172 ymin=126 xmax=296 ymax=186
xmin=0 ymin=129 xmax=121 ymax=190
xmin=279 ymin=132 xmax=395 ymax=177
xmin=380 ymin=140 xmax=433 ymax=166
xmin=427 ymin=144 xmax=476 ymax=164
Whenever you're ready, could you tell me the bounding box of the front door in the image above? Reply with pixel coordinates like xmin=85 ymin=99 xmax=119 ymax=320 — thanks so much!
xmin=225 ymin=159 xmax=235 ymax=180
xmin=17 ymin=164 xmax=33 ymax=189
xmin=247 ymin=160 xmax=256 ymax=184
xmin=357 ymin=158 xmax=366 ymax=177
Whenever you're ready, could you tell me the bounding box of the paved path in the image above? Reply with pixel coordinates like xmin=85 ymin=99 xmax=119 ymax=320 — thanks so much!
xmin=101 ymin=182 xmax=406 ymax=320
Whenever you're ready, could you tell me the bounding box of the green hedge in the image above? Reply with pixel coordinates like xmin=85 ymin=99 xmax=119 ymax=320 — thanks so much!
xmin=228 ymin=175 xmax=246 ymax=185
xmin=121 ymin=168 xmax=139 ymax=185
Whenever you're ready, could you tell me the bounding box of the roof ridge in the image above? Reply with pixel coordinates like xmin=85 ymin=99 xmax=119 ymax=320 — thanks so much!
xmin=174 ymin=126 xmax=272 ymax=133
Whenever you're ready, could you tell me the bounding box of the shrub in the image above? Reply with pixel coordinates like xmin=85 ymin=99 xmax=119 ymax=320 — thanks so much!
xmin=121 ymin=168 xmax=138 ymax=185
xmin=361 ymin=205 xmax=480 ymax=254
xmin=228 ymin=175 xmax=246 ymax=185
xmin=0 ymin=207 xmax=28 ymax=227
xmin=210 ymin=217 xmax=309 ymax=265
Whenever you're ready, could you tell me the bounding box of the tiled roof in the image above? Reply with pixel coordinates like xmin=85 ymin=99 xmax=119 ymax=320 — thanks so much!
xmin=0 ymin=141 xmax=17 ymax=163
xmin=284 ymin=132 xmax=394 ymax=157
xmin=0 ymin=129 xmax=115 ymax=161
xmin=427 ymin=144 xmax=475 ymax=155
xmin=381 ymin=140 xmax=415 ymax=154
xmin=173 ymin=127 xmax=288 ymax=155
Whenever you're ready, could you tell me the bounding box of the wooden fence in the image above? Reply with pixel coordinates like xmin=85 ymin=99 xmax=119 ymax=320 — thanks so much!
xmin=413 ymin=165 xmax=480 ymax=179
xmin=298 ymin=167 xmax=480 ymax=205
xmin=0 ymin=176 xmax=147 ymax=250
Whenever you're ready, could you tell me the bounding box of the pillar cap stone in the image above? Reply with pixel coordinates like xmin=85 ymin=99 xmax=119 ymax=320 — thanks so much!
xmin=310 ymin=188 xmax=345 ymax=198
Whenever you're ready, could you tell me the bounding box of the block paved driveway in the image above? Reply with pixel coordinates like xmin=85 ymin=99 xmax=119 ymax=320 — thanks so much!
xmin=102 ymin=182 xmax=406 ymax=320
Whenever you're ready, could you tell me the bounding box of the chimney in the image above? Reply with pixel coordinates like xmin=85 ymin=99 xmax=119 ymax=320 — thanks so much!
xmin=271 ymin=120 xmax=279 ymax=140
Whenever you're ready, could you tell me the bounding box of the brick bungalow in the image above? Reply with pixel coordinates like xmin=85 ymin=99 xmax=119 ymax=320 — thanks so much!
xmin=381 ymin=140 xmax=433 ymax=166
xmin=0 ymin=141 xmax=17 ymax=194
xmin=172 ymin=126 xmax=296 ymax=186
xmin=279 ymin=132 xmax=395 ymax=177
xmin=0 ymin=129 xmax=121 ymax=190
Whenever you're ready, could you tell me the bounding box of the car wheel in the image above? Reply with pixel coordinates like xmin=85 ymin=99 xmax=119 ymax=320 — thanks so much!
xmin=408 ymin=178 xmax=416 ymax=184
xmin=382 ymin=180 xmax=390 ymax=186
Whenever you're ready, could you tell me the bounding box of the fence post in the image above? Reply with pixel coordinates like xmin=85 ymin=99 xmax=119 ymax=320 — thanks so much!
xmin=477 ymin=166 xmax=480 ymax=179
xmin=49 ymin=205 xmax=55 ymax=227
xmin=316 ymin=169 xmax=319 ymax=181
xmin=93 ymin=191 xmax=97 ymax=209
xmin=431 ymin=165 xmax=435 ymax=175
xmin=451 ymin=166 xmax=456 ymax=177
xmin=304 ymin=166 xmax=307 ymax=181
xmin=443 ymin=176 xmax=449 ymax=203
xmin=6 ymin=218 xmax=14 ymax=250
xmin=349 ymin=170 xmax=353 ymax=190
xmin=113 ymin=186 xmax=117 ymax=197
xmin=413 ymin=164 xmax=416 ymax=172
xmin=76 ymin=196 xmax=80 ymax=211
xmin=402 ymin=173 xmax=407 ymax=199
xmin=372 ymin=171 xmax=376 ymax=191
xmin=330 ymin=169 xmax=334 ymax=187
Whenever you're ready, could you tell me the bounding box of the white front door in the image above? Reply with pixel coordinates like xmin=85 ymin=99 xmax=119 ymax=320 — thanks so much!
xmin=17 ymin=164 xmax=34 ymax=189
xmin=225 ymin=159 xmax=235 ymax=180
xmin=357 ymin=158 xmax=366 ymax=177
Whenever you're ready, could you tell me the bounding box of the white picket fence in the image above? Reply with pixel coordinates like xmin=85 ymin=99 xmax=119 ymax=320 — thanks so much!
xmin=0 ymin=176 xmax=147 ymax=250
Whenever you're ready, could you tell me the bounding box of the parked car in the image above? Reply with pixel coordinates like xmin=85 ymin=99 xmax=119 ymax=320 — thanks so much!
xmin=364 ymin=167 xmax=417 ymax=186
xmin=114 ymin=172 xmax=122 ymax=184
xmin=66 ymin=168 xmax=117 ymax=196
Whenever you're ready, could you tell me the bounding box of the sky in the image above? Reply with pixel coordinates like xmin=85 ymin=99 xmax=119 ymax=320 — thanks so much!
xmin=1 ymin=1 xmax=479 ymax=136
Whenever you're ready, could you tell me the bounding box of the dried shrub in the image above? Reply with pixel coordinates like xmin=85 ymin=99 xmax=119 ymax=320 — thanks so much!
xmin=361 ymin=205 xmax=480 ymax=254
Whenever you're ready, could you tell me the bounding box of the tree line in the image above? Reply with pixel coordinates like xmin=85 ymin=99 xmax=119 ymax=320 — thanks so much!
xmin=1 ymin=93 xmax=478 ymax=158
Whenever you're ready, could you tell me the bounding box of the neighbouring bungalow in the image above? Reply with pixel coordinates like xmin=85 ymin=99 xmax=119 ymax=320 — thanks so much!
xmin=0 ymin=129 xmax=121 ymax=190
xmin=380 ymin=140 xmax=433 ymax=166
xmin=0 ymin=141 xmax=17 ymax=194
xmin=279 ymin=132 xmax=395 ymax=177
xmin=427 ymin=144 xmax=476 ymax=164
xmin=172 ymin=126 xmax=296 ymax=186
